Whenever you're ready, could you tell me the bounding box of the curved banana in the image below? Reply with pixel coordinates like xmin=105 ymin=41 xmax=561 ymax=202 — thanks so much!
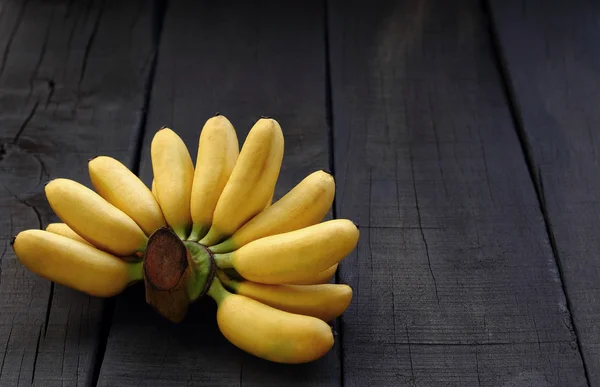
xmin=208 ymin=278 xmax=334 ymax=364
xmin=210 ymin=170 xmax=334 ymax=253
xmin=189 ymin=115 xmax=239 ymax=241
xmin=89 ymin=156 xmax=166 ymax=236
xmin=200 ymin=118 xmax=284 ymax=246
xmin=151 ymin=179 xmax=157 ymax=200
xmin=218 ymin=271 xmax=352 ymax=322
xmin=214 ymin=219 xmax=359 ymax=284
xmin=288 ymin=263 xmax=338 ymax=285
xmin=45 ymin=178 xmax=148 ymax=256
xmin=264 ymin=191 xmax=274 ymax=210
xmin=46 ymin=223 xmax=92 ymax=246
xmin=151 ymin=128 xmax=195 ymax=239
xmin=12 ymin=230 xmax=143 ymax=297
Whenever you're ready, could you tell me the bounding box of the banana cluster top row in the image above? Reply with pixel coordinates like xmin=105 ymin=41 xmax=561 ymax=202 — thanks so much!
xmin=15 ymin=116 xmax=359 ymax=289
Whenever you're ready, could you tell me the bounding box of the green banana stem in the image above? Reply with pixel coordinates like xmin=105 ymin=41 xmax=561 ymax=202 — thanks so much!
xmin=208 ymin=238 xmax=237 ymax=254
xmin=183 ymin=241 xmax=216 ymax=302
xmin=216 ymin=270 xmax=240 ymax=292
xmin=128 ymin=261 xmax=144 ymax=282
xmin=213 ymin=252 xmax=234 ymax=269
xmin=207 ymin=276 xmax=231 ymax=306
xmin=188 ymin=223 xmax=209 ymax=242
xmin=198 ymin=227 xmax=225 ymax=247
xmin=171 ymin=225 xmax=189 ymax=240
xmin=135 ymin=237 xmax=149 ymax=254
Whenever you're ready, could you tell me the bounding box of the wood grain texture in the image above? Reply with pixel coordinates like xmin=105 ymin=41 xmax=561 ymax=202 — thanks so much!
xmin=0 ymin=0 xmax=153 ymax=385
xmin=96 ymin=1 xmax=338 ymax=386
xmin=487 ymin=1 xmax=600 ymax=384
xmin=327 ymin=0 xmax=588 ymax=385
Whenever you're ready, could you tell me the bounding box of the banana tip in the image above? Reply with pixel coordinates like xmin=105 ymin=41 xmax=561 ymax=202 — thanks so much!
xmin=10 ymin=235 xmax=16 ymax=246
xmin=214 ymin=112 xmax=221 ymax=116
xmin=88 ymin=156 xmax=98 ymax=162
xmin=320 ymin=168 xmax=333 ymax=175
xmin=352 ymin=221 xmax=360 ymax=230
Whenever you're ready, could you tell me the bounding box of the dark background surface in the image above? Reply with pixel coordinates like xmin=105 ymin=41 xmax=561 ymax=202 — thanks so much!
xmin=0 ymin=0 xmax=598 ymax=386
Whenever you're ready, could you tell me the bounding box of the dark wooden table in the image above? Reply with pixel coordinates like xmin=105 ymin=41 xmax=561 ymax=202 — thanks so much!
xmin=1 ymin=0 xmax=598 ymax=386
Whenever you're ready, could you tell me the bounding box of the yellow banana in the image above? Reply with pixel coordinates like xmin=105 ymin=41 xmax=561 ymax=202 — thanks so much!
xmin=288 ymin=263 xmax=338 ymax=285
xmin=208 ymin=278 xmax=334 ymax=364
xmin=151 ymin=179 xmax=157 ymax=199
xmin=89 ymin=156 xmax=166 ymax=236
xmin=189 ymin=115 xmax=239 ymax=241
xmin=45 ymin=178 xmax=147 ymax=256
xmin=12 ymin=230 xmax=143 ymax=297
xmin=264 ymin=191 xmax=274 ymax=210
xmin=210 ymin=170 xmax=335 ymax=253
xmin=218 ymin=271 xmax=352 ymax=322
xmin=45 ymin=223 xmax=92 ymax=246
xmin=151 ymin=127 xmax=195 ymax=239
xmin=200 ymin=118 xmax=284 ymax=246
xmin=214 ymin=219 xmax=359 ymax=284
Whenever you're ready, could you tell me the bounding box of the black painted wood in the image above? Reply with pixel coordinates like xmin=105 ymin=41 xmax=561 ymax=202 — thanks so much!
xmin=327 ymin=0 xmax=588 ymax=385
xmin=96 ymin=1 xmax=339 ymax=386
xmin=0 ymin=0 xmax=154 ymax=386
xmin=487 ymin=0 xmax=600 ymax=384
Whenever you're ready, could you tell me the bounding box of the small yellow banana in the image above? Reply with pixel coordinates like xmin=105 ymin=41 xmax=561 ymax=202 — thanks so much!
xmin=208 ymin=278 xmax=334 ymax=364
xmin=45 ymin=178 xmax=148 ymax=256
xmin=151 ymin=128 xmax=195 ymax=239
xmin=189 ymin=115 xmax=239 ymax=241
xmin=210 ymin=170 xmax=335 ymax=253
xmin=151 ymin=179 xmax=157 ymax=199
xmin=45 ymin=223 xmax=92 ymax=246
xmin=288 ymin=263 xmax=338 ymax=285
xmin=200 ymin=118 xmax=284 ymax=246
xmin=264 ymin=191 xmax=274 ymax=210
xmin=89 ymin=156 xmax=166 ymax=236
xmin=218 ymin=271 xmax=352 ymax=322
xmin=214 ymin=219 xmax=359 ymax=284
xmin=12 ymin=230 xmax=143 ymax=297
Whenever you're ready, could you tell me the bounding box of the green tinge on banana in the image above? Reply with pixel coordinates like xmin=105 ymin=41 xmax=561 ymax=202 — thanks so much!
xmin=209 ymin=169 xmax=335 ymax=254
xmin=199 ymin=118 xmax=284 ymax=246
xmin=189 ymin=115 xmax=239 ymax=242
xmin=183 ymin=241 xmax=214 ymax=301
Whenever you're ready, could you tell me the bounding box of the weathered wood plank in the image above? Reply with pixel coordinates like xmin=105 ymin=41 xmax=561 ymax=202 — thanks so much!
xmin=0 ymin=0 xmax=154 ymax=385
xmin=97 ymin=1 xmax=338 ymax=386
xmin=327 ymin=0 xmax=588 ymax=385
xmin=487 ymin=1 xmax=600 ymax=384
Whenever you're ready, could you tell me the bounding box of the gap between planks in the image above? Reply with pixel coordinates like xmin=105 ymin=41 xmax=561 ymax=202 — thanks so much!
xmin=481 ymin=1 xmax=591 ymax=386
xmin=323 ymin=1 xmax=345 ymax=387
xmin=89 ymin=1 xmax=168 ymax=386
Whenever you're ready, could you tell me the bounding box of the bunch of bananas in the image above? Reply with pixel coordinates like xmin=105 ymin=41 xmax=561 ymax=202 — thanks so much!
xmin=11 ymin=115 xmax=359 ymax=364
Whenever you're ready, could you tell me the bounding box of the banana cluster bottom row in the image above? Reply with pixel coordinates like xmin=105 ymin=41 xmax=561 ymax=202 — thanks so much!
xmin=14 ymin=204 xmax=356 ymax=365
xmin=13 ymin=222 xmax=356 ymax=364
xmin=209 ymin=274 xmax=347 ymax=364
